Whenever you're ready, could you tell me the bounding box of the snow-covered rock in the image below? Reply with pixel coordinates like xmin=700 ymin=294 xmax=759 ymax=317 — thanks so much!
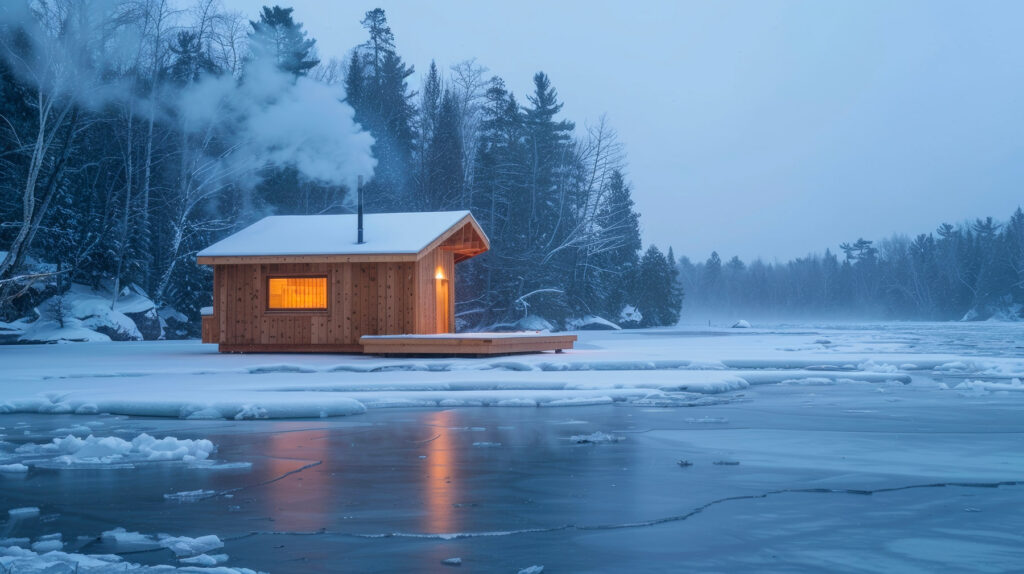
xmin=516 ymin=315 xmax=554 ymax=331
xmin=567 ymin=315 xmax=621 ymax=331
xmin=619 ymin=305 xmax=643 ymax=327
xmin=18 ymin=283 xmax=163 ymax=343
xmin=159 ymin=306 xmax=192 ymax=340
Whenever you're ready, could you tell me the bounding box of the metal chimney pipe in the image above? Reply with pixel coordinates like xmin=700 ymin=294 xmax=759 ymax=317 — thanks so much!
xmin=357 ymin=175 xmax=364 ymax=244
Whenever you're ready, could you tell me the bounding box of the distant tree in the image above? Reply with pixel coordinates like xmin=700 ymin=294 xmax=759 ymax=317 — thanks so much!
xmin=636 ymin=246 xmax=682 ymax=327
xmin=702 ymin=251 xmax=722 ymax=304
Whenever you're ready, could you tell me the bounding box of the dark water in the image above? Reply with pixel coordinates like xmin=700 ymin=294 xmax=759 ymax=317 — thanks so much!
xmin=2 ymin=385 xmax=1024 ymax=573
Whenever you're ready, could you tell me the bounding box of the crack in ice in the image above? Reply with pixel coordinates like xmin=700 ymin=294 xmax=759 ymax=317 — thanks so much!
xmin=227 ymin=480 xmax=1024 ymax=542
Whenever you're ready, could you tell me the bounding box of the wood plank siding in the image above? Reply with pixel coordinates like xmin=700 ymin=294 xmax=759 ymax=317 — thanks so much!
xmin=207 ymin=260 xmax=424 ymax=352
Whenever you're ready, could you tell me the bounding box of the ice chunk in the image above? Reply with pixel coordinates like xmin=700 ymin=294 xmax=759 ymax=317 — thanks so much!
xmin=100 ymin=528 xmax=158 ymax=547
xmin=570 ymin=432 xmax=622 ymax=444
xmin=30 ymin=539 xmax=62 ymax=552
xmin=158 ymin=534 xmax=224 ymax=557
xmin=685 ymin=417 xmax=728 ymax=423
xmin=731 ymin=320 xmax=751 ymax=328
xmin=164 ymin=489 xmax=217 ymax=502
xmin=14 ymin=433 xmax=215 ymax=467
xmin=780 ymin=377 xmax=836 ymax=386
xmin=8 ymin=507 xmax=40 ymax=518
xmin=234 ymin=404 xmax=269 ymax=420
xmin=441 ymin=557 xmax=463 ymax=566
xmin=179 ymin=553 xmax=225 ymax=566
xmin=518 ymin=566 xmax=545 ymax=574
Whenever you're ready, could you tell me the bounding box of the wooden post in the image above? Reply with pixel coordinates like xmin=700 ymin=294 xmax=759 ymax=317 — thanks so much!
xmin=357 ymin=175 xmax=364 ymax=244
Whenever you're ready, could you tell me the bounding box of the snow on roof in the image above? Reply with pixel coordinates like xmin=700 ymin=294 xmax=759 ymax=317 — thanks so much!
xmin=198 ymin=211 xmax=475 ymax=257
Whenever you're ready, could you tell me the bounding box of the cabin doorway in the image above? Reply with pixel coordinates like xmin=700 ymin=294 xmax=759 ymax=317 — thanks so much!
xmin=435 ymin=275 xmax=450 ymax=333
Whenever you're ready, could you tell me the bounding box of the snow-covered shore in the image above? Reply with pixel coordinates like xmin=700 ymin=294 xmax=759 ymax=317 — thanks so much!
xmin=1 ymin=323 xmax=1021 ymax=420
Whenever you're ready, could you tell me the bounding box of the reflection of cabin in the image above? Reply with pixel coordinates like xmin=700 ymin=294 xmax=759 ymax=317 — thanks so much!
xmin=197 ymin=211 xmax=576 ymax=355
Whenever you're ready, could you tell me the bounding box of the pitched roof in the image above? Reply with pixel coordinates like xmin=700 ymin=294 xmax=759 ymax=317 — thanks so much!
xmin=197 ymin=210 xmax=488 ymax=262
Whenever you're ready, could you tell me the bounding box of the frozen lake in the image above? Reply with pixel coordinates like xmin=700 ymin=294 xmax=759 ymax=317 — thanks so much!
xmin=1 ymin=322 xmax=1023 ymax=572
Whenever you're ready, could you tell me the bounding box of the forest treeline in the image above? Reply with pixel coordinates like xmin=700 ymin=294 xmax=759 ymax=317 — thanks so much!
xmin=0 ymin=1 xmax=682 ymax=334
xmin=680 ymin=208 xmax=1024 ymax=321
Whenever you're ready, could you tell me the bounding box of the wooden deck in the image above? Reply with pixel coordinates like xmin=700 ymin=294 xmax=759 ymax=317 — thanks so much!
xmin=359 ymin=332 xmax=577 ymax=356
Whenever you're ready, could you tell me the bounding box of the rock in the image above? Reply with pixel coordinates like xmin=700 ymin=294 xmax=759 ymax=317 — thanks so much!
xmin=125 ymin=307 xmax=163 ymax=340
xmin=160 ymin=306 xmax=195 ymax=340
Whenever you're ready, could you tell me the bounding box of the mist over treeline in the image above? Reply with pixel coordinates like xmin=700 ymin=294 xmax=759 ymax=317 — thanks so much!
xmin=679 ymin=208 xmax=1024 ymax=322
xmin=0 ymin=1 xmax=681 ymax=334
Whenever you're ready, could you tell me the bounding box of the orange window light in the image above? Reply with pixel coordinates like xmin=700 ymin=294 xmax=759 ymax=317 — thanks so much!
xmin=268 ymin=277 xmax=327 ymax=310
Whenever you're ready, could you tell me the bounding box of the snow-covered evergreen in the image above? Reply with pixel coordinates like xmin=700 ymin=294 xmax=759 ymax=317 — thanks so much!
xmin=0 ymin=4 xmax=681 ymax=335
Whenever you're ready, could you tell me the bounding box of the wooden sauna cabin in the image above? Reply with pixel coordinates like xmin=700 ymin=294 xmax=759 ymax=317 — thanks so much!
xmin=196 ymin=210 xmax=576 ymax=355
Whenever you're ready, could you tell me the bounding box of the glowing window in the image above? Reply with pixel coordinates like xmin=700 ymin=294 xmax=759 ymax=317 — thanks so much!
xmin=267 ymin=276 xmax=327 ymax=310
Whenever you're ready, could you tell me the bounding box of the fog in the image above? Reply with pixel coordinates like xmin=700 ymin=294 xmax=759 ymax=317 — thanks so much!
xmin=230 ymin=0 xmax=1024 ymax=262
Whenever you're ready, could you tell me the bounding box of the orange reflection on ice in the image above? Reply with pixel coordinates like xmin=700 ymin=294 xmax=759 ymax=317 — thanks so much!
xmin=423 ymin=410 xmax=457 ymax=533
xmin=264 ymin=425 xmax=332 ymax=531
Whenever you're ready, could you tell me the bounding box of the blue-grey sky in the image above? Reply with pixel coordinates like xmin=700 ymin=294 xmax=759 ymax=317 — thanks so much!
xmin=225 ymin=0 xmax=1024 ymax=262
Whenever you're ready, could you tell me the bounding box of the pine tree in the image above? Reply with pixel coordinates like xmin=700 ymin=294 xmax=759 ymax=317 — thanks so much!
xmin=344 ymin=51 xmax=364 ymax=109
xmin=594 ymin=170 xmax=641 ymax=319
xmin=636 ymin=246 xmax=681 ymax=327
xmin=522 ymin=72 xmax=574 ymax=248
xmin=415 ymin=61 xmax=442 ymax=206
xmin=424 ymin=89 xmax=464 ymax=210
xmin=248 ymin=5 xmax=319 ymax=78
xmin=350 ymin=8 xmax=416 ymax=211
